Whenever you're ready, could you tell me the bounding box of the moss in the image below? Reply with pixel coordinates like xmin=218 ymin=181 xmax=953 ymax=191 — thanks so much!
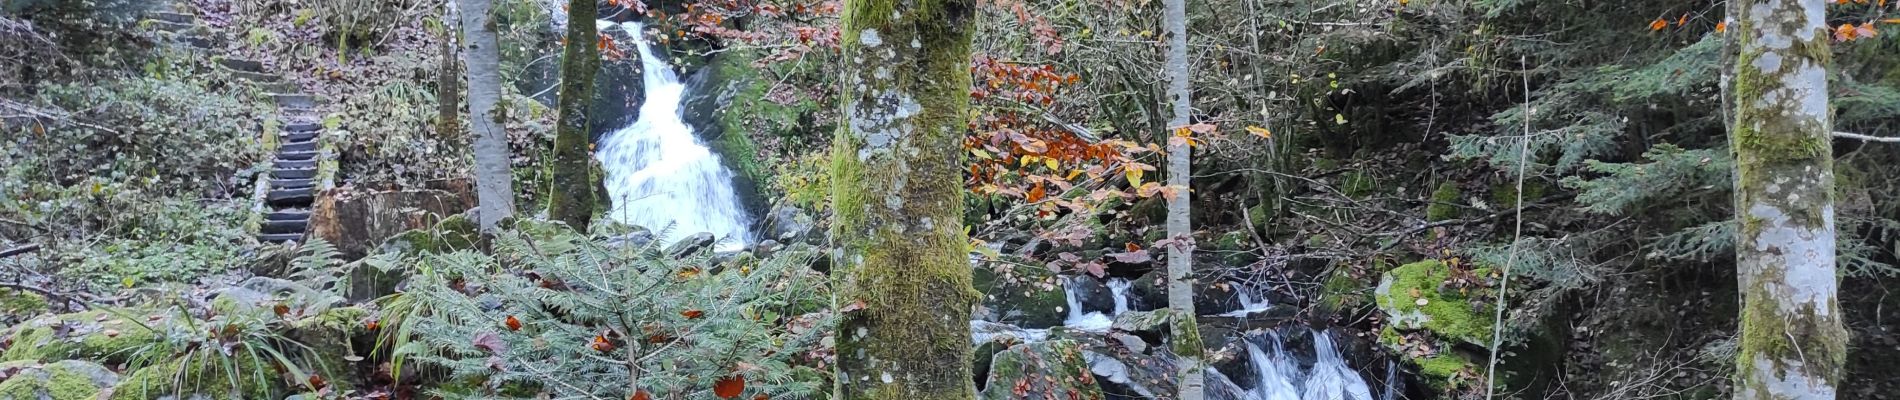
xmin=1341 ymin=170 xmax=1376 ymax=198
xmin=0 ymin=290 xmax=47 ymax=316
xmin=288 ymin=307 xmax=369 ymax=392
xmin=1425 ymin=182 xmax=1461 ymax=222
xmin=1316 ymin=268 xmax=1364 ymax=318
xmin=971 ymin=264 xmax=1066 ymax=328
xmin=1 ymin=310 xmax=162 ymax=365
xmin=1169 ymin=314 xmax=1205 ymax=359
xmin=1414 ymin=351 xmax=1475 ymax=391
xmin=0 ymin=360 xmax=117 ymax=400
xmin=977 ymin=341 xmax=1103 ymax=400
xmin=108 ymin=356 xmax=280 ymax=400
xmin=1373 ymin=260 xmax=1492 ymax=346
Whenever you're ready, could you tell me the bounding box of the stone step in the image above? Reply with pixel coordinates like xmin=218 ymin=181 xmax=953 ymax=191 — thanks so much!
xmin=266 ymin=209 xmax=311 ymax=221
xmin=276 ymin=151 xmax=318 ymax=161
xmin=275 ymin=159 xmax=316 ymax=170
xmin=263 ymin=82 xmax=300 ymax=93
xmin=151 ymin=12 xmax=195 ymax=24
xmin=267 ymin=187 xmax=315 ymax=205
xmin=272 ymin=178 xmax=315 ymax=189
xmin=281 ymin=131 xmax=318 ymax=143
xmin=260 ymin=219 xmax=308 ymax=234
xmin=218 ymin=57 xmax=264 ymax=73
xmin=284 ymin=121 xmax=321 ymax=133
xmin=147 ymin=20 xmax=196 ymax=33
xmin=272 ymin=168 xmax=316 ymax=179
xmin=177 ymin=35 xmax=219 ymax=50
xmin=229 ymin=70 xmax=281 ymax=83
xmin=274 ymin=94 xmax=315 ymax=109
xmin=258 ymin=233 xmax=305 ymax=243
xmin=280 ymin=140 xmax=316 ymax=153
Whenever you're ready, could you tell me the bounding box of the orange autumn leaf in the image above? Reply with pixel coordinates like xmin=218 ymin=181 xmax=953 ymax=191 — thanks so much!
xmin=273 ymin=303 xmax=290 ymax=317
xmin=364 ymin=320 xmax=381 ymax=331
xmin=308 ymin=374 xmax=328 ymax=389
xmin=1836 ymin=23 xmax=1859 ymax=41
xmin=631 ymin=390 xmax=652 ymax=400
xmin=1676 ymin=13 xmax=1688 ymax=27
xmin=1715 ymin=21 xmax=1728 ymax=33
xmin=681 ymin=309 xmax=705 ymax=319
xmin=714 ymin=376 xmax=746 ymax=399
xmin=591 ymin=335 xmax=616 ymax=352
xmin=1650 ymin=18 xmax=1668 ymax=31
xmin=1027 ymin=183 xmax=1047 ymax=202
xmin=505 ymin=315 xmax=523 ymax=331
xmin=1126 ymin=242 xmax=1142 ymax=252
xmin=1246 ymin=125 xmax=1272 ymax=139
xmin=1856 ymin=23 xmax=1878 ymax=38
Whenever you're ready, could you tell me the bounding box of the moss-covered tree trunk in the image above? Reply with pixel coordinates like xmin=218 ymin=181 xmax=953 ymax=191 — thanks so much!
xmin=1729 ymin=1 xmax=1846 ymax=399
xmin=1160 ymin=0 xmax=1203 ymax=398
xmin=457 ymin=0 xmax=513 ymax=232
xmin=828 ymin=0 xmax=977 ymax=398
xmin=548 ymin=0 xmax=598 ymax=231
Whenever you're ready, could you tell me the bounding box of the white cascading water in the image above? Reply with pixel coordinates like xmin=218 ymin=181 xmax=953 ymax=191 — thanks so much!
xmin=1222 ymin=282 xmax=1274 ymax=317
xmin=1236 ymin=330 xmax=1377 ymax=400
xmin=1064 ymin=277 xmax=1134 ymax=331
xmin=593 ymin=21 xmax=753 ymax=250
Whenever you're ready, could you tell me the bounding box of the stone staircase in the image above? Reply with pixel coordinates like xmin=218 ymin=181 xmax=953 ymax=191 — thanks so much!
xmin=142 ymin=7 xmax=333 ymax=244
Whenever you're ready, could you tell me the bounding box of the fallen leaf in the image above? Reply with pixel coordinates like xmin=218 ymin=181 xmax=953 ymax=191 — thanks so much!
xmin=714 ymin=375 xmax=746 ymax=399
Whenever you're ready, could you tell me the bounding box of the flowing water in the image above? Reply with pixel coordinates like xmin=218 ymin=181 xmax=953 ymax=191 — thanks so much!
xmin=593 ymin=21 xmax=752 ymax=250
xmin=1064 ymin=277 xmax=1133 ymax=331
xmin=1231 ymin=330 xmax=1380 ymax=400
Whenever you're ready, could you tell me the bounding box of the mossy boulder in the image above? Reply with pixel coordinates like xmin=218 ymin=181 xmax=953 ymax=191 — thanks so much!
xmin=0 ymin=290 xmax=47 ymax=320
xmin=1425 ymin=182 xmax=1461 ymax=222
xmin=0 ymin=309 xmax=164 ymax=365
xmin=978 ymin=340 xmax=1104 ymax=400
xmin=972 ymin=263 xmax=1068 ymax=329
xmin=1373 ymin=260 xmax=1492 ymax=346
xmin=286 ymin=307 xmax=370 ymax=391
xmin=107 ymin=355 xmax=282 ymax=400
xmin=0 ymin=360 xmax=119 ymax=400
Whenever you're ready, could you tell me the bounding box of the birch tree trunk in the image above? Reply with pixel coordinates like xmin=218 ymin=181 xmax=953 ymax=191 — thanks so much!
xmin=1730 ymin=1 xmax=1846 ymax=399
xmin=457 ymin=0 xmax=513 ymax=232
xmin=1162 ymin=0 xmax=1204 ymax=398
xmin=828 ymin=0 xmax=978 ymax=399
xmin=548 ymin=0 xmax=598 ymax=231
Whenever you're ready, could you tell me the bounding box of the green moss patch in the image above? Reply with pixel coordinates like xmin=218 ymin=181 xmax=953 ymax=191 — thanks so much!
xmin=1374 ymin=260 xmax=1492 ymax=345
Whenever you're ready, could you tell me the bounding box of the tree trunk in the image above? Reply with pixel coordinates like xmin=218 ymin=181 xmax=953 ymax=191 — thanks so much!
xmin=436 ymin=4 xmax=461 ymax=141
xmin=548 ymin=0 xmax=598 ymax=232
xmin=457 ymin=0 xmax=513 ymax=232
xmin=828 ymin=0 xmax=978 ymax=398
xmin=1729 ymin=1 xmax=1846 ymax=399
xmin=1161 ymin=0 xmax=1204 ymax=398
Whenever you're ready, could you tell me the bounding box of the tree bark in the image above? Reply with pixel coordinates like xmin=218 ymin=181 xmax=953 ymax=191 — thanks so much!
xmin=828 ymin=0 xmax=978 ymax=398
xmin=1161 ymin=0 xmax=1204 ymax=399
xmin=436 ymin=8 xmax=461 ymax=141
xmin=457 ymin=0 xmax=513 ymax=232
xmin=1729 ymin=1 xmax=1845 ymax=399
xmin=548 ymin=0 xmax=598 ymax=232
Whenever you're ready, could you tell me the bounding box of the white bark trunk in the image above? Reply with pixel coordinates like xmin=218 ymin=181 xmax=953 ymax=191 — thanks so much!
xmin=458 ymin=0 xmax=514 ymax=232
xmin=1162 ymin=0 xmax=1203 ymax=399
xmin=1730 ymin=1 xmax=1845 ymax=399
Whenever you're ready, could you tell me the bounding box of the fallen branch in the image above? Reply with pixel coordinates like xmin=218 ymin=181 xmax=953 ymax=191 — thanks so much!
xmin=1833 ymin=131 xmax=1900 ymax=143
xmin=0 ymin=243 xmax=38 ymax=258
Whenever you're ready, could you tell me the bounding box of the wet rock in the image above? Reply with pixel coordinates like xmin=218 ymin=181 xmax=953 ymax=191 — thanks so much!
xmin=972 ymin=262 xmax=1067 ymax=329
xmin=666 ymin=232 xmax=717 ymax=258
xmin=979 ymin=340 xmax=1105 ymax=400
xmin=591 ymin=22 xmax=649 ymax=141
xmin=761 ymin=205 xmax=816 ymax=244
xmin=0 ymin=360 xmax=118 ymax=399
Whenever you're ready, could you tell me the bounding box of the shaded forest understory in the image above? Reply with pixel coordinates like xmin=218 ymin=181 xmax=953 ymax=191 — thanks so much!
xmin=3 ymin=0 xmax=1900 ymax=399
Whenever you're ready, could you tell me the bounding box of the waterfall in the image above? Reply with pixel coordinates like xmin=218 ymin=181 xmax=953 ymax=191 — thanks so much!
xmin=1379 ymin=360 xmax=1403 ymax=400
xmin=1235 ymin=330 xmax=1375 ymax=400
xmin=1064 ymin=277 xmax=1136 ymax=331
xmin=1221 ymin=283 xmax=1274 ymax=317
xmin=593 ymin=21 xmax=753 ymax=250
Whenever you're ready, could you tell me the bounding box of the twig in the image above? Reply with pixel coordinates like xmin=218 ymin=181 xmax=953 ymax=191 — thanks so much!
xmin=1833 ymin=131 xmax=1900 ymax=143
xmin=1485 ymin=55 xmax=1532 ymax=400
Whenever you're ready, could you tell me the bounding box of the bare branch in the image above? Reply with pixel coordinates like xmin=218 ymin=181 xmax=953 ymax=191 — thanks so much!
xmin=1833 ymin=131 xmax=1900 ymax=143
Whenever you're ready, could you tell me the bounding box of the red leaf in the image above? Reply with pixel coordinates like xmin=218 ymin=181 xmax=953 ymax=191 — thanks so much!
xmin=473 ymin=331 xmax=507 ymax=354
xmin=592 ymin=335 xmax=617 ymax=353
xmin=714 ymin=375 xmax=746 ymax=399
xmin=505 ymin=315 xmax=522 ymax=331
xmin=681 ymin=309 xmax=706 ymax=319
xmin=631 ymin=390 xmax=652 ymax=400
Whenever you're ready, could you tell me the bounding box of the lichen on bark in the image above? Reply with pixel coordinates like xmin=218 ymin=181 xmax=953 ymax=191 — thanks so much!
xmin=828 ymin=0 xmax=979 ymax=399
xmin=1728 ymin=1 xmax=1846 ymax=399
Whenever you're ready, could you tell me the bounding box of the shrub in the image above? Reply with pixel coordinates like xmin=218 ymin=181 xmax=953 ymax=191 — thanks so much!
xmin=398 ymin=221 xmax=833 ymax=399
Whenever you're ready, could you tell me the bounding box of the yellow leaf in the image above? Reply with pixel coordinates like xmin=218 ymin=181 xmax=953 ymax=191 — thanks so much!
xmin=1125 ymin=167 xmax=1144 ymax=186
xmin=971 ymin=148 xmax=992 ymax=160
xmin=1020 ymin=155 xmax=1037 ymax=167
xmin=1335 ymin=114 xmax=1349 ymax=125
xmin=1044 ymin=157 xmax=1060 ymax=171
xmin=1246 ymin=125 xmax=1273 ymax=139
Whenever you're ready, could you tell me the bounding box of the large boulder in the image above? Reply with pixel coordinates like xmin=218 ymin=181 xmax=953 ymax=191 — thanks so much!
xmin=1373 ymin=260 xmax=1492 ymax=346
xmin=972 ymin=261 xmax=1068 ymax=329
xmin=0 ymin=309 xmax=166 ymax=365
xmin=979 ymin=341 xmax=1105 ymax=400
xmin=0 ymin=360 xmax=119 ymax=400
xmin=307 ymin=182 xmax=475 ymax=260
xmin=108 ymin=356 xmax=280 ymax=400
